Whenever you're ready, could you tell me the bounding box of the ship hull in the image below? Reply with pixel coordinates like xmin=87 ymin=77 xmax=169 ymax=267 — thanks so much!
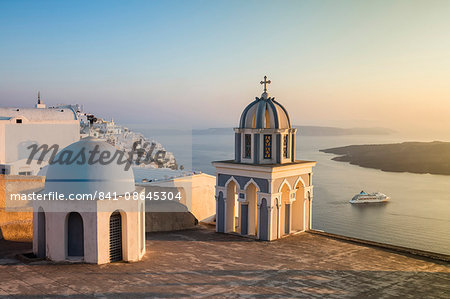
xmin=349 ymin=197 xmax=389 ymax=204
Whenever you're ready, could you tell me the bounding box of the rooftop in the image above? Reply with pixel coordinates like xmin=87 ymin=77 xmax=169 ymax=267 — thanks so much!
xmin=0 ymin=107 xmax=77 ymax=121
xmin=0 ymin=226 xmax=448 ymax=297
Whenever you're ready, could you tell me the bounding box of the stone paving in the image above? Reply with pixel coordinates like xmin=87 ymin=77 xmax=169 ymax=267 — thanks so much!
xmin=0 ymin=226 xmax=449 ymax=298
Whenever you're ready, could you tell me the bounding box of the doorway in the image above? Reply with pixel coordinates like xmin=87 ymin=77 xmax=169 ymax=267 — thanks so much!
xmin=37 ymin=208 xmax=46 ymax=258
xmin=109 ymin=211 xmax=123 ymax=262
xmin=67 ymin=212 xmax=84 ymax=257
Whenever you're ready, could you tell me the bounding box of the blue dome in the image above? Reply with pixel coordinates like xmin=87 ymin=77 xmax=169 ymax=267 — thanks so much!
xmin=239 ymin=92 xmax=291 ymax=129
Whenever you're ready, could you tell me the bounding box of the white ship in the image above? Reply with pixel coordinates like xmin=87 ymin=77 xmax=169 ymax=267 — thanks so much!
xmin=350 ymin=191 xmax=389 ymax=204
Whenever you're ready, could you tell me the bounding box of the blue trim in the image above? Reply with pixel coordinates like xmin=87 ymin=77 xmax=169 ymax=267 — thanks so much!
xmin=217 ymin=191 xmax=225 ymax=233
xmin=255 ymin=101 xmax=267 ymax=128
xmin=266 ymin=99 xmax=279 ymax=129
xmin=67 ymin=106 xmax=78 ymax=120
xmin=235 ymin=133 xmax=241 ymax=163
xmin=272 ymin=98 xmax=291 ymax=128
xmin=240 ymin=204 xmax=248 ymax=235
xmin=254 ymin=134 xmax=260 ymax=164
xmin=239 ymin=98 xmax=259 ymax=128
xmin=259 ymin=198 xmax=269 ymax=241
xmin=217 ymin=174 xmax=269 ymax=193
xmin=276 ymin=134 xmax=281 ymax=163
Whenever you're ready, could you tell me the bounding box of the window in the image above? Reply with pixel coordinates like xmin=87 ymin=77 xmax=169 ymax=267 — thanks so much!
xmin=244 ymin=134 xmax=251 ymax=158
xmin=283 ymin=135 xmax=289 ymax=158
xmin=264 ymin=134 xmax=272 ymax=159
xmin=16 ymin=119 xmax=22 ymax=124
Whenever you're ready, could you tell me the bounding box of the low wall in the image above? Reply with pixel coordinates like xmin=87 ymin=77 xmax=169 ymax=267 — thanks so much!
xmin=0 ymin=175 xmax=45 ymax=241
xmin=146 ymin=212 xmax=197 ymax=232
xmin=309 ymin=230 xmax=450 ymax=263
xmin=139 ymin=173 xmax=216 ymax=232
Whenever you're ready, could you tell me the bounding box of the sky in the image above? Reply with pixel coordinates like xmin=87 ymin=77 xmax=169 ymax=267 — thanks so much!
xmin=0 ymin=0 xmax=449 ymax=137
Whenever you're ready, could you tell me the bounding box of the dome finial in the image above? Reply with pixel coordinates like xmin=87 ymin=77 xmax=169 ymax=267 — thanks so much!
xmin=260 ymin=75 xmax=271 ymax=93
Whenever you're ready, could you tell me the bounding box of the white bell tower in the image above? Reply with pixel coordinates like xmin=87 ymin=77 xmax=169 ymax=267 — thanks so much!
xmin=35 ymin=91 xmax=46 ymax=109
xmin=213 ymin=76 xmax=316 ymax=241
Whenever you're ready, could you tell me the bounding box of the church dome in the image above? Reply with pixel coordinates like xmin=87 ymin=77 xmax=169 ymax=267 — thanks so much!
xmin=44 ymin=137 xmax=135 ymax=196
xmin=239 ymin=92 xmax=291 ymax=129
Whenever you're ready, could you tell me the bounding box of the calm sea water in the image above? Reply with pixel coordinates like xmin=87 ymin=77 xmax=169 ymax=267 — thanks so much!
xmin=128 ymin=125 xmax=450 ymax=255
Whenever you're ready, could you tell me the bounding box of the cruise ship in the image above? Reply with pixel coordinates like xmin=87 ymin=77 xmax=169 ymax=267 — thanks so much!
xmin=350 ymin=191 xmax=390 ymax=204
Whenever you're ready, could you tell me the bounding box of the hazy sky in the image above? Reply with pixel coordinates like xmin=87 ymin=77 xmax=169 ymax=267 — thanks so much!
xmin=1 ymin=0 xmax=449 ymax=137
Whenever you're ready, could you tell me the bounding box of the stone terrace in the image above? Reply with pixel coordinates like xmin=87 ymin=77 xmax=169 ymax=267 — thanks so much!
xmin=0 ymin=226 xmax=449 ymax=298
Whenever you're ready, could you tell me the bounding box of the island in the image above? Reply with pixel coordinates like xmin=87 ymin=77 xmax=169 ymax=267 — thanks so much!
xmin=321 ymin=141 xmax=450 ymax=175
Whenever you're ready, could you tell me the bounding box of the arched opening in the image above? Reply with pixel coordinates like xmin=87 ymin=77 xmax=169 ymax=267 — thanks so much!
xmin=217 ymin=191 xmax=225 ymax=232
xmin=292 ymin=181 xmax=305 ymax=232
xmin=109 ymin=211 xmax=123 ymax=262
xmin=37 ymin=207 xmax=46 ymax=258
xmin=280 ymin=183 xmax=291 ymax=236
xmin=259 ymin=198 xmax=269 ymax=240
xmin=245 ymin=182 xmax=258 ymax=236
xmin=67 ymin=212 xmax=84 ymax=257
xmin=225 ymin=180 xmax=239 ymax=233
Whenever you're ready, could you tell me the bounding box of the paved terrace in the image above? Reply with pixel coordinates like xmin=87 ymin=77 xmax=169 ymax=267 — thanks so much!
xmin=0 ymin=226 xmax=449 ymax=298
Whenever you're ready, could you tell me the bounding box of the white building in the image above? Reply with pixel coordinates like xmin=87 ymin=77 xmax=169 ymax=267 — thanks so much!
xmin=213 ymin=77 xmax=316 ymax=241
xmin=93 ymin=118 xmax=122 ymax=135
xmin=33 ymin=137 xmax=146 ymax=264
xmin=0 ymin=94 xmax=80 ymax=175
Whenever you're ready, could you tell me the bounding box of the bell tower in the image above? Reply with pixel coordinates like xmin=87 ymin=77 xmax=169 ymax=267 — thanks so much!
xmin=213 ymin=76 xmax=316 ymax=241
xmin=234 ymin=76 xmax=296 ymax=165
xmin=35 ymin=91 xmax=46 ymax=109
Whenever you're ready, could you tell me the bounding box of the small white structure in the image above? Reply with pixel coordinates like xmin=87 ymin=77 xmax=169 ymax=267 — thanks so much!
xmin=213 ymin=77 xmax=316 ymax=241
xmin=135 ymin=168 xmax=216 ymax=231
xmin=33 ymin=137 xmax=146 ymax=264
xmin=0 ymin=93 xmax=80 ymax=175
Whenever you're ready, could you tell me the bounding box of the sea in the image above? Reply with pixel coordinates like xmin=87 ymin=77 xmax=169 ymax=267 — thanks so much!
xmin=128 ymin=125 xmax=450 ymax=256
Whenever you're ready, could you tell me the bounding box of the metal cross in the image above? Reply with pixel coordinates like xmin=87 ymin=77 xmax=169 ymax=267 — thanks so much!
xmin=260 ymin=76 xmax=271 ymax=92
